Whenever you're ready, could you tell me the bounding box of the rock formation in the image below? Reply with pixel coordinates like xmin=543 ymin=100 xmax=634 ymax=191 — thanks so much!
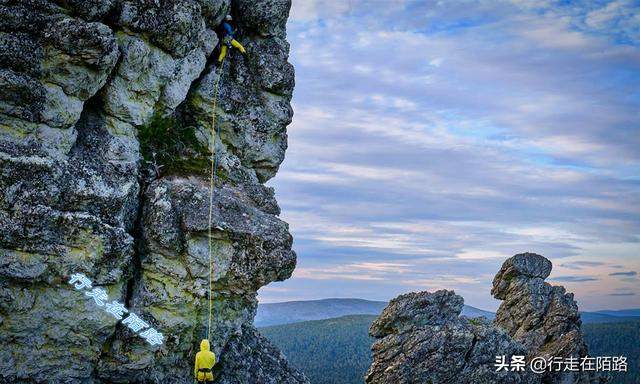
xmin=0 ymin=0 xmax=306 ymax=383
xmin=366 ymin=290 xmax=538 ymax=384
xmin=492 ymin=253 xmax=605 ymax=384
xmin=366 ymin=253 xmax=605 ymax=384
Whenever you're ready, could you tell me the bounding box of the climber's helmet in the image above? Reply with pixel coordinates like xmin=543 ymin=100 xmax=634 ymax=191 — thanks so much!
xmin=225 ymin=15 xmax=232 ymax=21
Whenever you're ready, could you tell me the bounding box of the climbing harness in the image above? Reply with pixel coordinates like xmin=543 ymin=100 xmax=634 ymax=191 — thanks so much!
xmin=206 ymin=55 xmax=227 ymax=342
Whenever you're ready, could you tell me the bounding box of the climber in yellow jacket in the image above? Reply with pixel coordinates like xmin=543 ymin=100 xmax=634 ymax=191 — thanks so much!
xmin=218 ymin=15 xmax=246 ymax=65
xmin=194 ymin=339 xmax=217 ymax=383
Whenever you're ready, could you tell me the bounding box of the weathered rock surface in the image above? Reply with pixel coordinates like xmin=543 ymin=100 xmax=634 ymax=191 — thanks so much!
xmin=216 ymin=324 xmax=310 ymax=384
xmin=366 ymin=290 xmax=537 ymax=384
xmin=96 ymin=176 xmax=298 ymax=382
xmin=0 ymin=0 xmax=305 ymax=383
xmin=367 ymin=253 xmax=606 ymax=384
xmin=492 ymin=253 xmax=605 ymax=384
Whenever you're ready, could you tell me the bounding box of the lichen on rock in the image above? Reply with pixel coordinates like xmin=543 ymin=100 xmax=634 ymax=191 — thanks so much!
xmin=492 ymin=253 xmax=606 ymax=384
xmin=0 ymin=0 xmax=305 ymax=383
xmin=366 ymin=253 xmax=607 ymax=384
xmin=366 ymin=290 xmax=538 ymax=384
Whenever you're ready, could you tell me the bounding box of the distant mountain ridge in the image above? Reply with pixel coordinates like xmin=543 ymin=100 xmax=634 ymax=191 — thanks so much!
xmin=256 ymin=298 xmax=387 ymax=327
xmin=256 ymin=298 xmax=639 ymax=327
xmin=580 ymin=311 xmax=640 ymax=323
xmin=256 ymin=298 xmax=494 ymax=327
xmin=595 ymin=308 xmax=640 ymax=317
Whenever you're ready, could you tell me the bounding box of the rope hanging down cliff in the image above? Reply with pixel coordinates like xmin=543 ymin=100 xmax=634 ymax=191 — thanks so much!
xmin=206 ymin=55 xmax=227 ymax=342
xmin=205 ymin=14 xmax=247 ymax=344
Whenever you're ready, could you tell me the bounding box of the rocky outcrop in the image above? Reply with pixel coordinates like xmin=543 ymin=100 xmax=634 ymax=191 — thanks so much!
xmin=0 ymin=0 xmax=305 ymax=383
xmin=366 ymin=253 xmax=605 ymax=384
xmin=216 ymin=324 xmax=310 ymax=384
xmin=492 ymin=253 xmax=604 ymax=384
xmin=366 ymin=290 xmax=537 ymax=384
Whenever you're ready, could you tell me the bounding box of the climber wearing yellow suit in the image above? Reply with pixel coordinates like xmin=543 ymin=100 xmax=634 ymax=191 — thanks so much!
xmin=218 ymin=15 xmax=246 ymax=64
xmin=194 ymin=339 xmax=217 ymax=383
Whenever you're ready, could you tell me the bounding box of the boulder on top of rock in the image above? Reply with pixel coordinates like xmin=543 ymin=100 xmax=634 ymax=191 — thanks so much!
xmin=499 ymin=252 xmax=552 ymax=278
xmin=491 ymin=252 xmax=552 ymax=300
xmin=367 ymin=253 xmax=606 ymax=384
xmin=492 ymin=253 xmax=604 ymax=384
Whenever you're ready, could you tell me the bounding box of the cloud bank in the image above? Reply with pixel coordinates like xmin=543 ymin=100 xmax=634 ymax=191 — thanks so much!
xmin=259 ymin=0 xmax=640 ymax=311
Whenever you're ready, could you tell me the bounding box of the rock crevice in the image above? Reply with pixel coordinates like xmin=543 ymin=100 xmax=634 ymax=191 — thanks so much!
xmin=0 ymin=0 xmax=306 ymax=383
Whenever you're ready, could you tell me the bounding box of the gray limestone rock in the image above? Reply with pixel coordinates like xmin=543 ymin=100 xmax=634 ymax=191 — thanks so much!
xmin=370 ymin=290 xmax=463 ymax=337
xmin=216 ymin=324 xmax=309 ymax=384
xmin=233 ymin=0 xmax=291 ymax=37
xmin=183 ymin=2 xmax=295 ymax=183
xmin=0 ymin=0 xmax=305 ymax=383
xmin=367 ymin=253 xmax=607 ymax=384
xmin=492 ymin=253 xmax=606 ymax=384
xmin=366 ymin=290 xmax=538 ymax=384
xmin=116 ymin=0 xmax=211 ymax=58
xmin=95 ymin=176 xmax=299 ymax=382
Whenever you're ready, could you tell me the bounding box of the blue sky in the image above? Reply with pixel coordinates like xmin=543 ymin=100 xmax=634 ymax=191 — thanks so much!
xmin=259 ymin=0 xmax=640 ymax=311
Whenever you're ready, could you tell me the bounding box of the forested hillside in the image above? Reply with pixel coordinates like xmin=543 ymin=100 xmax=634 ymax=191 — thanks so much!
xmin=261 ymin=316 xmax=640 ymax=384
xmin=260 ymin=315 xmax=376 ymax=384
xmin=583 ymin=320 xmax=640 ymax=384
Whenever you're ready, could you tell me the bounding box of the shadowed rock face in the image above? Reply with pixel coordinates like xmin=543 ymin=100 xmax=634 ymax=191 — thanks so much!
xmin=366 ymin=253 xmax=606 ymax=384
xmin=0 ymin=0 xmax=305 ymax=383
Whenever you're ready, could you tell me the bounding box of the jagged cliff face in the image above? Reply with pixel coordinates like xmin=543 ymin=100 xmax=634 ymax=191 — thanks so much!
xmin=0 ymin=0 xmax=306 ymax=383
xmin=366 ymin=253 xmax=606 ymax=384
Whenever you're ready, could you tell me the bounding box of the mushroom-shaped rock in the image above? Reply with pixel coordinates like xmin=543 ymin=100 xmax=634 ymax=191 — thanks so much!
xmin=492 ymin=253 xmax=606 ymax=384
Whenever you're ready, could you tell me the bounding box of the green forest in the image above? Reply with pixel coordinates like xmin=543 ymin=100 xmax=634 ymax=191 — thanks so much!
xmin=583 ymin=320 xmax=640 ymax=384
xmin=261 ymin=315 xmax=639 ymax=384
xmin=261 ymin=315 xmax=376 ymax=384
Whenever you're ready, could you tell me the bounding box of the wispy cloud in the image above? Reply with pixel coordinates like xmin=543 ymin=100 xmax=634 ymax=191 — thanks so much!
xmin=609 ymin=271 xmax=638 ymax=277
xmin=259 ymin=0 xmax=640 ymax=311
xmin=560 ymin=261 xmax=607 ymax=270
xmin=293 ymin=262 xmax=413 ymax=281
xmin=549 ymin=276 xmax=599 ymax=283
